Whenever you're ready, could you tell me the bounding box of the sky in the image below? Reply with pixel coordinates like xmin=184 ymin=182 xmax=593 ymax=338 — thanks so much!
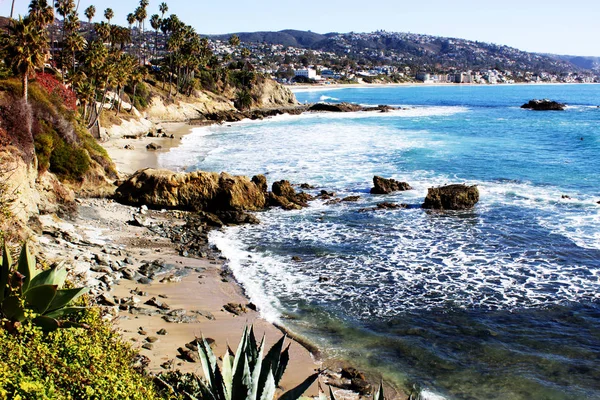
xmin=1 ymin=0 xmax=599 ymax=56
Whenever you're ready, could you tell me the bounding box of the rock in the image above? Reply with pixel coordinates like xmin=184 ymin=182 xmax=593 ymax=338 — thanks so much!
xmin=119 ymin=267 xmax=136 ymax=280
xmin=521 ymin=99 xmax=566 ymax=111
xmin=91 ymin=265 xmax=112 ymax=274
xmin=115 ymin=169 xmax=266 ymax=212
xmin=94 ymin=253 xmax=110 ymax=266
xmin=146 ymin=336 xmax=159 ymax=343
xmin=370 ymin=176 xmax=412 ymax=194
xmin=561 ymin=195 xmax=571 ymax=199
xmin=124 ymin=144 xmax=135 ymax=150
xmin=157 ymin=328 xmax=168 ymax=335
xmin=177 ymin=347 xmax=199 ymax=363
xmin=251 ymin=174 xmax=268 ymax=193
xmin=342 ymin=196 xmax=360 ymax=202
xmin=325 ymin=198 xmax=342 ymax=205
xmin=145 ymin=297 xmax=171 ymax=310
xmin=142 ymin=343 xmax=154 ymax=350
xmin=300 ymin=183 xmax=315 ymax=189
xmin=223 ymin=303 xmax=247 ymax=316
xmin=97 ymin=294 xmax=117 ymax=306
xmin=308 ymin=102 xmax=363 ymax=112
xmin=269 ymin=180 xmax=314 ymax=209
xmin=422 ymin=184 xmax=479 ymax=210
xmin=246 ymin=302 xmax=257 ymax=311
xmin=377 ymin=202 xmax=409 ymax=210
xmin=215 ymin=210 xmax=260 ymax=225
xmin=146 ymin=142 xmax=162 ymax=151
xmin=318 ymin=276 xmax=329 ymax=282
xmin=291 ymin=256 xmax=302 ymax=262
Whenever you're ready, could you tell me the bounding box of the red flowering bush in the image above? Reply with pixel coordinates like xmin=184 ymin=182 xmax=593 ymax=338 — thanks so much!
xmin=35 ymin=73 xmax=77 ymax=111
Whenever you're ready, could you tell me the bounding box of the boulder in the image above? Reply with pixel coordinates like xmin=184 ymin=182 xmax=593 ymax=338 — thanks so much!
xmin=251 ymin=174 xmax=268 ymax=193
xmin=146 ymin=142 xmax=162 ymax=150
xmin=521 ymin=99 xmax=566 ymax=111
xmin=308 ymin=102 xmax=363 ymax=112
xmin=269 ymin=180 xmax=314 ymax=209
xmin=422 ymin=184 xmax=479 ymax=210
xmin=370 ymin=176 xmax=412 ymax=194
xmin=114 ymin=168 xmax=265 ymax=212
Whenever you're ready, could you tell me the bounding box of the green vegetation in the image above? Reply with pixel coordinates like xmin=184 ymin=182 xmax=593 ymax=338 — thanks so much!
xmin=158 ymin=325 xmax=319 ymax=400
xmin=0 ymin=305 xmax=163 ymax=399
xmin=0 ymin=242 xmax=89 ymax=332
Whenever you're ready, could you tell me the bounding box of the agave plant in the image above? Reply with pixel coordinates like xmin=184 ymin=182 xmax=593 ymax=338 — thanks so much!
xmin=196 ymin=325 xmax=319 ymax=400
xmin=0 ymin=241 xmax=89 ymax=332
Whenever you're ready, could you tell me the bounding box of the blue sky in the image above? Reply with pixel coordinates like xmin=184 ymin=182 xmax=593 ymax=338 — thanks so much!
xmin=2 ymin=0 xmax=599 ymax=56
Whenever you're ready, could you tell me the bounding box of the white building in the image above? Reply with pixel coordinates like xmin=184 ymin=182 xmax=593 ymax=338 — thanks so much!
xmin=294 ymin=68 xmax=317 ymax=79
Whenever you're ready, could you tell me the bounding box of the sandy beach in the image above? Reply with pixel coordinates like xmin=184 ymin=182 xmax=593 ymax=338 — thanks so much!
xmin=84 ymin=121 xmax=329 ymax=396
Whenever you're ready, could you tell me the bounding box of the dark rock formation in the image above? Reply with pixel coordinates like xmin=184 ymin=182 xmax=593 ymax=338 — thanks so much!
xmin=521 ymin=99 xmax=566 ymax=111
xmin=268 ymin=180 xmax=314 ymax=209
xmin=422 ymin=184 xmax=479 ymax=210
xmin=251 ymin=174 xmax=268 ymax=193
xmin=308 ymin=102 xmax=363 ymax=112
xmin=115 ymin=168 xmax=266 ymax=212
xmin=370 ymin=176 xmax=412 ymax=194
xmin=146 ymin=142 xmax=162 ymax=151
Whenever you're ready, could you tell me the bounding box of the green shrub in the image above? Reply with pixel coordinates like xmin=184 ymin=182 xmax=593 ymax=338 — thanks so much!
xmin=49 ymin=139 xmax=90 ymax=180
xmin=0 ymin=307 xmax=163 ymax=400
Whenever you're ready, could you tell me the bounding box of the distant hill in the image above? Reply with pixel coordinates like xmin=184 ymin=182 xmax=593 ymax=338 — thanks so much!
xmin=548 ymin=55 xmax=600 ymax=71
xmin=208 ymin=30 xmax=330 ymax=48
xmin=207 ymin=29 xmax=587 ymax=74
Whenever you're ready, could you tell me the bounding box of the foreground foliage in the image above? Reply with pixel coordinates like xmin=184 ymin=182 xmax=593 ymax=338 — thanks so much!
xmin=0 ymin=305 xmax=162 ymax=400
xmin=159 ymin=326 xmax=319 ymax=400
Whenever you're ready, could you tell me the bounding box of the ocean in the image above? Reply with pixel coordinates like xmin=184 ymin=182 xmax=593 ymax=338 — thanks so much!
xmin=159 ymin=84 xmax=600 ymax=399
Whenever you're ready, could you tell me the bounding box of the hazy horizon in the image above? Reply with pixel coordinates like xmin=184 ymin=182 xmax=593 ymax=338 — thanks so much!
xmin=1 ymin=0 xmax=598 ymax=57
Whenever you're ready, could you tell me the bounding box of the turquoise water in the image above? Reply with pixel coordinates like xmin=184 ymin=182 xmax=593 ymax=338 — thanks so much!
xmin=159 ymin=85 xmax=600 ymax=399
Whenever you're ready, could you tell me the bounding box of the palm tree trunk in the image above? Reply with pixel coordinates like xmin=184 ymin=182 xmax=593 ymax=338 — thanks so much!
xmin=130 ymin=84 xmax=137 ymax=111
xmin=22 ymin=73 xmax=28 ymax=103
xmin=87 ymin=80 xmax=110 ymax=129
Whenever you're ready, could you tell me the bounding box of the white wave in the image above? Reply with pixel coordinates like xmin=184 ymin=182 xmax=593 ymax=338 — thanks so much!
xmin=319 ymin=95 xmax=340 ymax=101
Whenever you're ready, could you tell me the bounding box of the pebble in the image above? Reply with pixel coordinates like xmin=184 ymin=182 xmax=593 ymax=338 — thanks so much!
xmin=142 ymin=343 xmax=154 ymax=350
xmin=157 ymin=328 xmax=168 ymax=335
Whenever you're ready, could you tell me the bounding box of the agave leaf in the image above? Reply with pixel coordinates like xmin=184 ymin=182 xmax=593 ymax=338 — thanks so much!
xmin=250 ymin=336 xmax=265 ymax=400
xmin=231 ymin=352 xmax=251 ymax=400
xmin=328 ymin=386 xmax=337 ymax=400
xmin=248 ymin=325 xmax=259 ymax=368
xmin=279 ymin=373 xmax=319 ymax=400
xmin=222 ymin=348 xmax=234 ymax=400
xmin=17 ymin=242 xmax=38 ymax=292
xmin=197 ymin=337 xmax=216 ymax=387
xmin=0 ymin=242 xmax=11 ymax=302
xmin=47 ymin=287 xmax=89 ymax=313
xmin=44 ymin=306 xmax=86 ymax=319
xmin=374 ymin=381 xmax=384 ymax=400
xmin=30 ymin=265 xmax=68 ymax=289
xmin=24 ymin=284 xmax=58 ymax=314
xmin=32 ymin=315 xmax=60 ymax=331
xmin=1 ymin=295 xmax=26 ymax=321
xmin=258 ymin=370 xmax=276 ymax=400
xmin=257 ymin=334 xmax=286 ymax=399
xmin=232 ymin=326 xmax=249 ymax=377
xmin=275 ymin=344 xmax=290 ymax=385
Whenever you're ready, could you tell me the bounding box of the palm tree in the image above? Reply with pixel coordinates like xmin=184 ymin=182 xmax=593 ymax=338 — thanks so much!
xmin=84 ymin=5 xmax=95 ymax=40
xmin=134 ymin=5 xmax=147 ymax=63
xmin=94 ymin=21 xmax=110 ymax=43
xmin=5 ymin=17 xmax=47 ymax=102
xmin=129 ymin=66 xmax=147 ymax=111
xmin=159 ymin=2 xmax=168 ymax=18
xmin=228 ymin=34 xmax=240 ymax=48
xmin=103 ymin=8 xmax=114 ymax=24
xmin=75 ymin=80 xmax=94 ymax=119
xmin=28 ymin=0 xmax=55 ymax=28
xmin=54 ymin=0 xmax=75 ymax=78
xmin=150 ymin=14 xmax=160 ymax=60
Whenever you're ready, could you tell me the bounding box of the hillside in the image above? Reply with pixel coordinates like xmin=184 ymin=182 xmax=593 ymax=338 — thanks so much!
xmin=207 ymin=29 xmax=587 ymax=75
xmin=549 ymin=55 xmax=600 ymax=71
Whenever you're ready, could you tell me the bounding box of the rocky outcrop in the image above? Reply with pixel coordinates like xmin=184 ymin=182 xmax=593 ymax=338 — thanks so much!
xmin=521 ymin=99 xmax=566 ymax=111
xmin=114 ymin=168 xmax=266 ymax=212
xmin=370 ymin=176 xmax=412 ymax=194
xmin=250 ymin=76 xmax=299 ymax=108
xmin=268 ymin=180 xmax=314 ymax=210
xmin=309 ymin=103 xmax=397 ymax=113
xmin=422 ymin=184 xmax=479 ymax=210
xmin=193 ymin=106 xmax=307 ymax=125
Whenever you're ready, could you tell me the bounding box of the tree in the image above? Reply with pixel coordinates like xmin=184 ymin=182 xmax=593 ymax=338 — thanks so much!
xmin=134 ymin=4 xmax=147 ymax=63
xmin=84 ymin=5 xmax=96 ymax=40
xmin=228 ymin=34 xmax=240 ymax=48
xmin=104 ymin=8 xmax=114 ymax=24
xmin=159 ymin=2 xmax=168 ymax=18
xmin=150 ymin=14 xmax=161 ymax=60
xmin=5 ymin=17 xmax=47 ymax=103
xmin=28 ymin=0 xmax=55 ymax=28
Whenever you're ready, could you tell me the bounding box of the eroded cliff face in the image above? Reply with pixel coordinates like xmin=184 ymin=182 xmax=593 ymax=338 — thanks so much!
xmin=102 ymin=78 xmax=298 ymax=139
xmin=250 ymin=77 xmax=298 ymax=108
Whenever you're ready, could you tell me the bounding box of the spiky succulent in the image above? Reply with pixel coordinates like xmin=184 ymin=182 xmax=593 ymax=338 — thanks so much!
xmin=0 ymin=241 xmax=89 ymax=331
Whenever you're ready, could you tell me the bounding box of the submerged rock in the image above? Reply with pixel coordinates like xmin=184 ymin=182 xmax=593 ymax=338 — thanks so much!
xmin=521 ymin=99 xmax=566 ymax=111
xmin=422 ymin=184 xmax=479 ymax=210
xmin=370 ymin=176 xmax=412 ymax=194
